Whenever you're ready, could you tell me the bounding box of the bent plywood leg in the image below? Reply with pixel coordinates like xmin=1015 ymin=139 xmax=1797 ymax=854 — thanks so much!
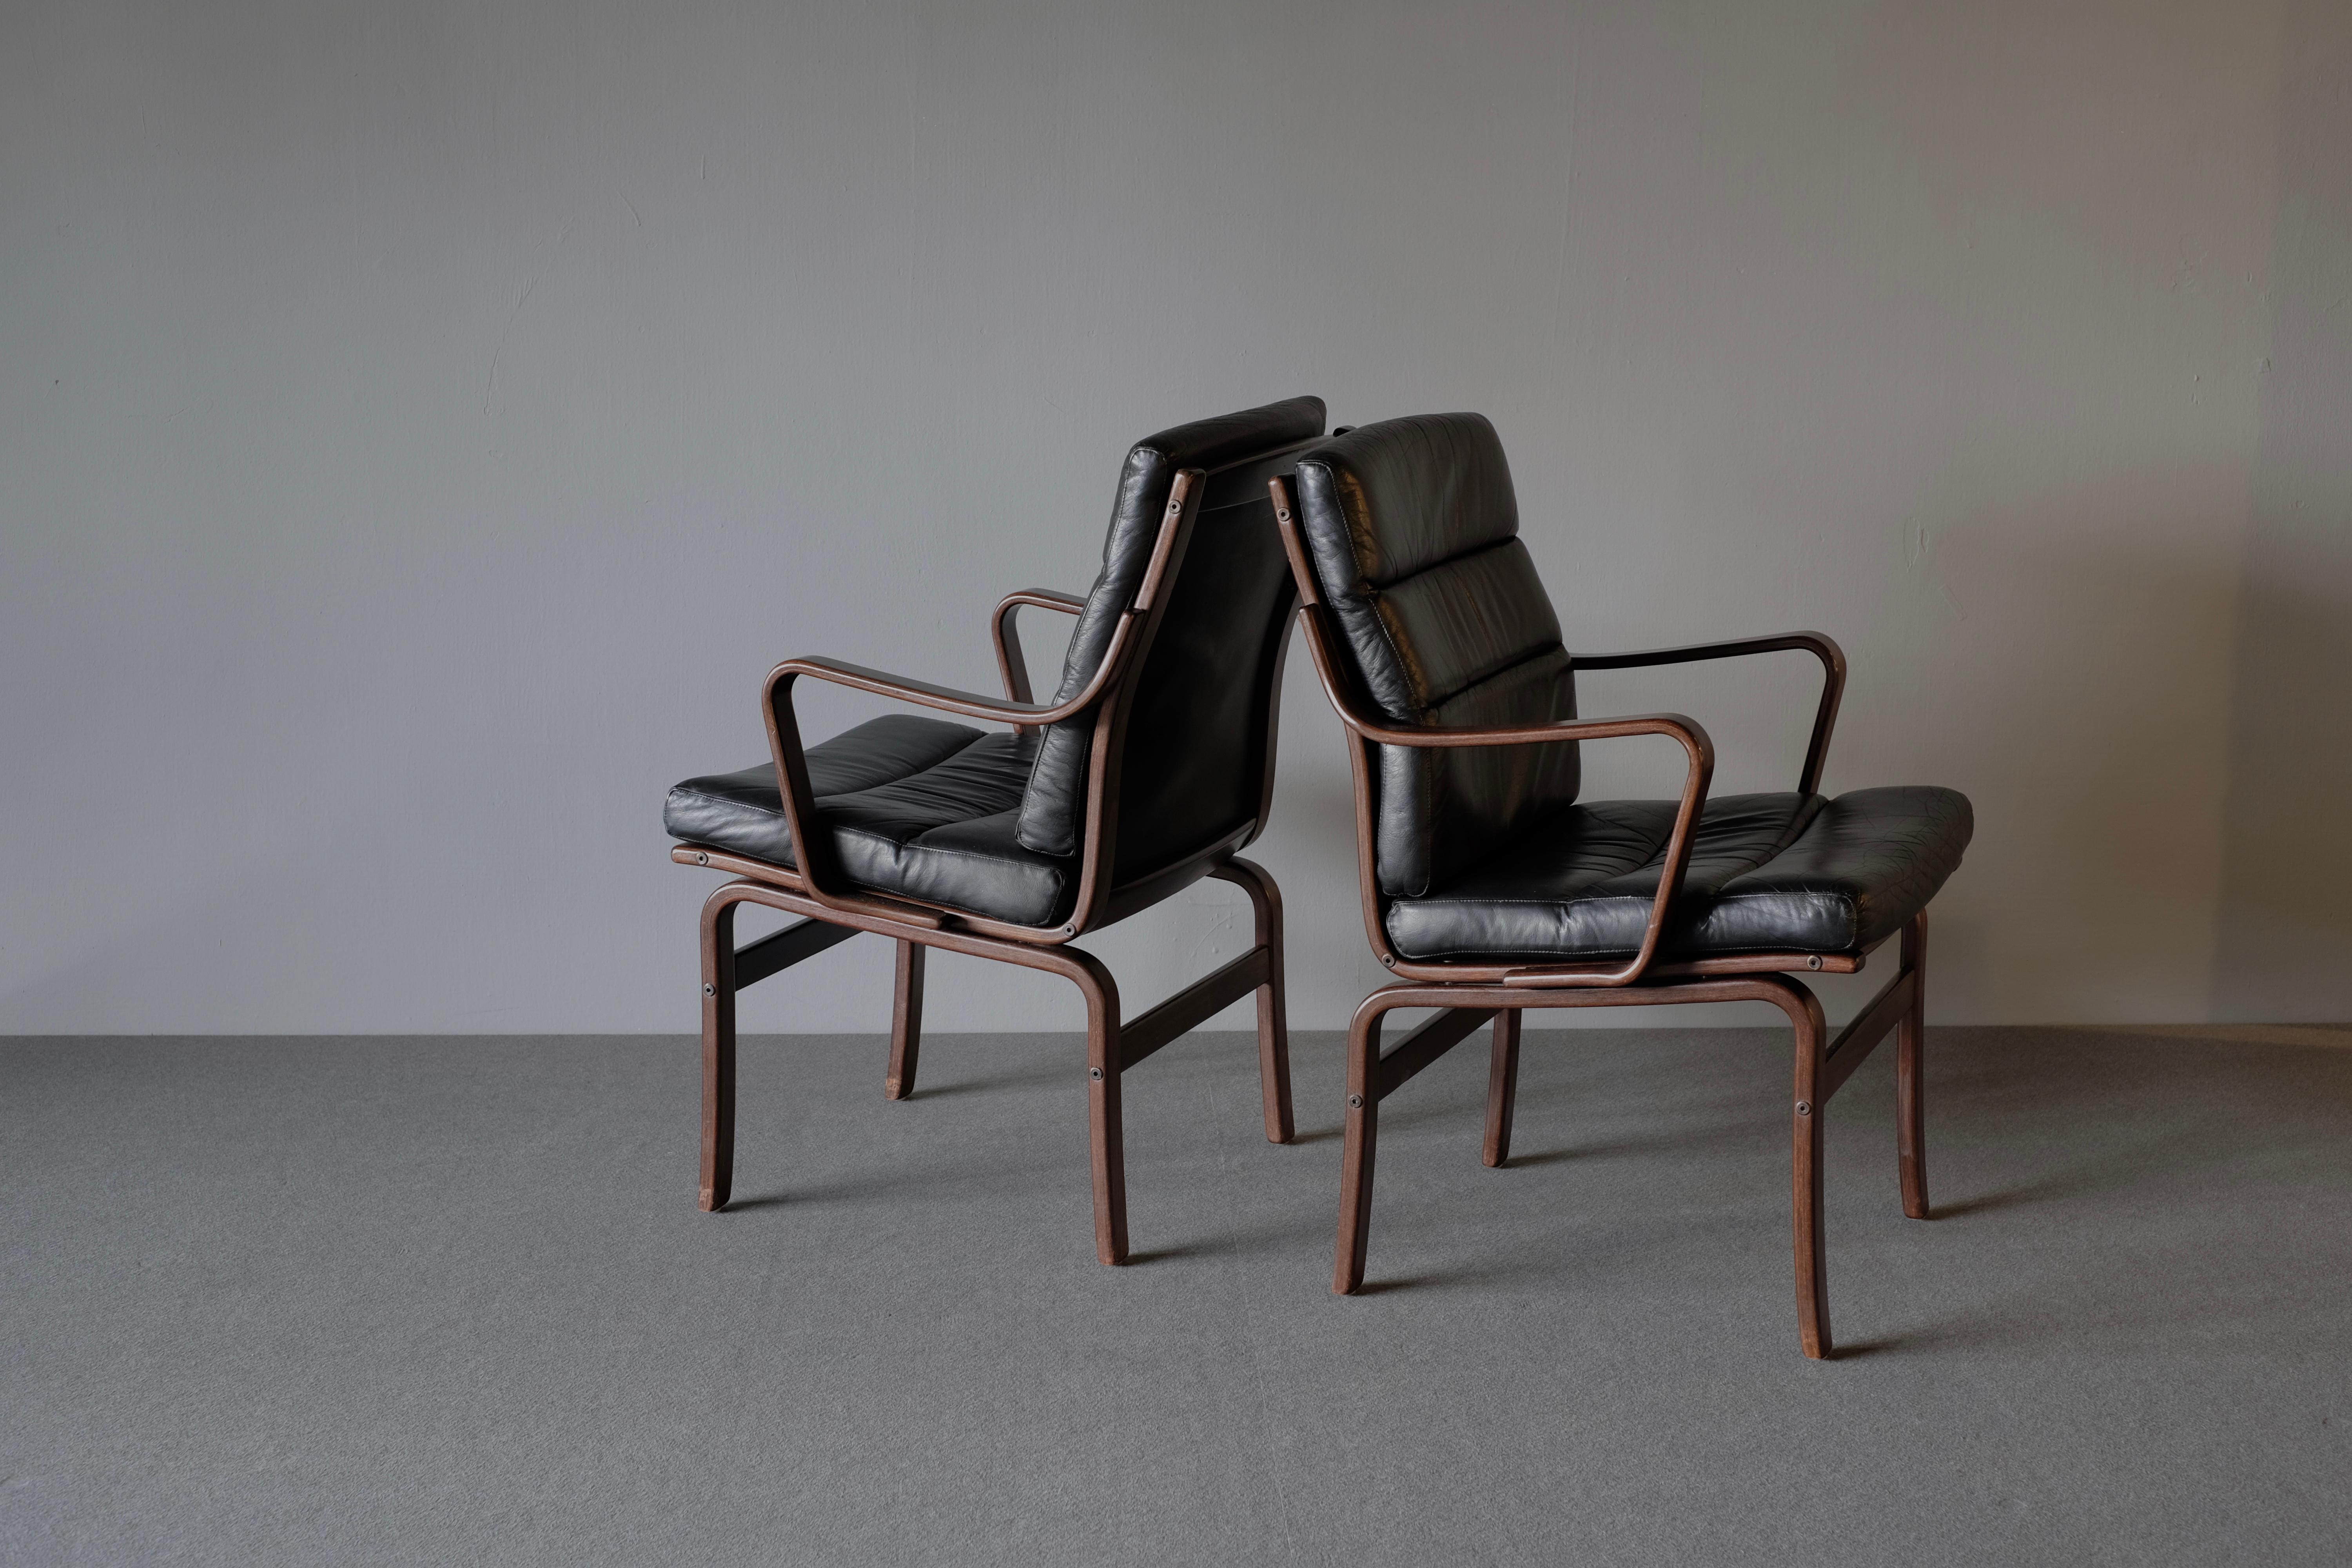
xmin=699 ymin=889 xmax=740 ymax=1212
xmin=886 ymin=940 xmax=926 ymax=1101
xmin=1214 ymin=857 xmax=1295 ymax=1145
xmin=1482 ymin=1008 xmax=1523 ymax=1168
xmin=1898 ymin=913 xmax=1930 ymax=1219
xmin=1779 ymin=981 xmax=1832 ymax=1358
xmin=1072 ymin=955 xmax=1128 ymax=1265
xmin=1334 ymin=998 xmax=1389 ymax=1294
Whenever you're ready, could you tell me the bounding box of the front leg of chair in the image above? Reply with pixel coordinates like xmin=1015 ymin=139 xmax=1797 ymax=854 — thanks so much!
xmin=1334 ymin=996 xmax=1390 ymax=1294
xmin=698 ymin=889 xmax=740 ymax=1212
xmin=1482 ymin=1009 xmax=1523 ymax=1168
xmin=1898 ymin=912 xmax=1930 ymax=1219
xmin=1069 ymin=952 xmax=1129 ymax=1265
xmin=886 ymin=940 xmax=926 ymax=1101
xmin=1211 ymin=857 xmax=1295 ymax=1145
xmin=1772 ymin=980 xmax=1833 ymax=1357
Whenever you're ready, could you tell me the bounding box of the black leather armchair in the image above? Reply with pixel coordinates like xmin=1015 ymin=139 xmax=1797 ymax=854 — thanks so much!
xmin=1269 ymin=412 xmax=1973 ymax=1356
xmin=666 ymin=397 xmax=1327 ymax=1264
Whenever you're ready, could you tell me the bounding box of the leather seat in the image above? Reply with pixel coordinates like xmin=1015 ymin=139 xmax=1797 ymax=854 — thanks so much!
xmin=1288 ymin=411 xmax=1973 ymax=967
xmin=663 ymin=713 xmax=1076 ymax=927
xmin=666 ymin=394 xmax=1329 ymax=931
xmin=1385 ymin=785 xmax=1973 ymax=962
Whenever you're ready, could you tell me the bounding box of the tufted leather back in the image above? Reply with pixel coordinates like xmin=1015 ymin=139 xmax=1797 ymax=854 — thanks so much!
xmin=1016 ymin=397 xmax=1327 ymax=871
xmin=1291 ymin=413 xmax=1580 ymax=897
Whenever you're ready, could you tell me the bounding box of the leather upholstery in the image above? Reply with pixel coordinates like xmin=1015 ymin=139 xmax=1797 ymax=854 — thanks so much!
xmin=664 ymin=715 xmax=1076 ymax=927
xmin=1385 ymin=786 xmax=1974 ymax=961
xmin=1106 ymin=430 xmax=1324 ymax=880
xmin=666 ymin=398 xmax=1324 ymax=929
xmin=1291 ymin=414 xmax=1579 ymax=897
xmin=1018 ymin=396 xmax=1327 ymax=858
xmin=1295 ymin=410 xmax=1973 ymax=963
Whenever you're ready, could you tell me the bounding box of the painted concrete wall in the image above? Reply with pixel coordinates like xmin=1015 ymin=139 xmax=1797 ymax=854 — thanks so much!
xmin=4 ymin=0 xmax=2345 ymax=1034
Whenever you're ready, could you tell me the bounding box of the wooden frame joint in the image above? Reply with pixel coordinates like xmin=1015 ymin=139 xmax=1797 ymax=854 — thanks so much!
xmin=1817 ymin=965 xmax=1918 ymax=1103
xmin=729 ymin=916 xmax=860 ymax=992
xmin=1116 ymin=947 xmax=1272 ymax=1073
xmin=1371 ymin=1005 xmax=1497 ymax=1100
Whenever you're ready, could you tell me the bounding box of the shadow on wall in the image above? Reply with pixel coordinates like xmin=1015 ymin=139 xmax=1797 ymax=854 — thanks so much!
xmin=2213 ymin=0 xmax=2352 ymax=1021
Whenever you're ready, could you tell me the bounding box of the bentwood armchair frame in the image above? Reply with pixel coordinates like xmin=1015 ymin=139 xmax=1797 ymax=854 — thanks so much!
xmin=1270 ymin=475 xmax=1928 ymax=1358
xmin=676 ymin=440 xmax=1322 ymax=1265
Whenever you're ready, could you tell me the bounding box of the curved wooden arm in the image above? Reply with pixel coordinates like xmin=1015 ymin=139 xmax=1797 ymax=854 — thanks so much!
xmin=771 ymin=606 xmax=1139 ymax=728
xmin=1573 ymin=631 xmax=1844 ymax=795
xmin=756 ymin=612 xmax=1142 ymax=926
xmin=992 ymin=588 xmax=1087 ymax=708
xmin=1291 ymin=601 xmax=1714 ymax=988
xmin=1267 ymin=470 xmax=1719 ymax=984
xmin=756 ymin=665 xmax=945 ymax=928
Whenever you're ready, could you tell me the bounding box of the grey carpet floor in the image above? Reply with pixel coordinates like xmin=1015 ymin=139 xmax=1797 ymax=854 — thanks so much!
xmin=4 ymin=1023 xmax=2349 ymax=1566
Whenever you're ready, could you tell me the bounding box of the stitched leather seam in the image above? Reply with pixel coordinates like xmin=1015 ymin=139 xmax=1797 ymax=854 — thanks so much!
xmin=1412 ymin=639 xmax=1570 ymax=719
xmin=1360 ymin=531 xmax=1523 ymax=594
xmin=838 ymin=826 xmax=1069 ymax=880
xmin=1393 ymin=892 xmax=1863 ymax=915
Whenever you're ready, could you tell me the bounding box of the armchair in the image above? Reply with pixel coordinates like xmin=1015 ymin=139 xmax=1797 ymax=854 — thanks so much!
xmin=1269 ymin=412 xmax=1972 ymax=1356
xmin=665 ymin=396 xmax=1326 ymax=1265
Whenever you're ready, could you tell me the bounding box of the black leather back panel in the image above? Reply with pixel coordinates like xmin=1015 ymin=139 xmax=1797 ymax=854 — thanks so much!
xmin=1110 ymin=443 xmax=1312 ymax=879
xmin=1292 ymin=413 xmax=1580 ymax=897
xmin=1016 ymin=397 xmax=1327 ymax=859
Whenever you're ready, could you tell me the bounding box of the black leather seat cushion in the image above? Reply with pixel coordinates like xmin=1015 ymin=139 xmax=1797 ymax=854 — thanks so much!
xmin=1385 ymin=786 xmax=1973 ymax=962
xmin=664 ymin=714 xmax=1077 ymax=928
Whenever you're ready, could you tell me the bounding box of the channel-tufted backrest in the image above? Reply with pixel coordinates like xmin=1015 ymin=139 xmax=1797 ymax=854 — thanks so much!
xmin=1290 ymin=413 xmax=1580 ymax=897
xmin=1016 ymin=397 xmax=1327 ymax=872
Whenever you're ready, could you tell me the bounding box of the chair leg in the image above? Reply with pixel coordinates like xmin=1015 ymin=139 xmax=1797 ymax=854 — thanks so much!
xmin=1213 ymin=857 xmax=1295 ymax=1145
xmin=1898 ymin=913 xmax=1930 ymax=1219
xmin=1334 ymin=997 xmax=1388 ymax=1294
xmin=698 ymin=891 xmax=740 ymax=1213
xmin=886 ymin=940 xmax=926 ymax=1101
xmin=1482 ymin=1008 xmax=1523 ymax=1168
xmin=1787 ymin=987 xmax=1831 ymax=1358
xmin=1073 ymin=959 xmax=1129 ymax=1266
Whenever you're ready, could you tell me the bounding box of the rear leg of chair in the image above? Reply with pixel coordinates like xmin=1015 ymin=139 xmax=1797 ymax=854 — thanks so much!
xmin=1898 ymin=913 xmax=1930 ymax=1219
xmin=1334 ymin=998 xmax=1389 ymax=1294
xmin=1482 ymin=1008 xmax=1523 ymax=1168
xmin=1213 ymin=857 xmax=1295 ymax=1145
xmin=698 ymin=891 xmax=739 ymax=1212
xmin=886 ymin=939 xmax=926 ymax=1101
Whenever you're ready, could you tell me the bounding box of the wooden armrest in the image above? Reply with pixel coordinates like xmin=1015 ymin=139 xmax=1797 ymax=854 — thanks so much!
xmin=1572 ymin=630 xmax=1845 ymax=794
xmin=1289 ymin=608 xmax=1713 ymax=988
xmin=1267 ymin=470 xmax=1722 ymax=984
xmin=992 ymin=589 xmax=1088 ymax=707
xmin=754 ymin=615 xmax=1137 ymax=923
xmin=772 ymin=606 xmax=1134 ymax=728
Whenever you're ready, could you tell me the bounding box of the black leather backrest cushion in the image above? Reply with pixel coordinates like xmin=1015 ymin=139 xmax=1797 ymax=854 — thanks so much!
xmin=1016 ymin=397 xmax=1327 ymax=859
xmin=1292 ymin=413 xmax=1580 ymax=897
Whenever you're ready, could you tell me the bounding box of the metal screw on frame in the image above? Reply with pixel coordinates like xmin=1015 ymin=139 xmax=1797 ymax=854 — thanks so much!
xmin=1795 ymin=1101 xmax=1812 ymax=1116
xmin=1088 ymin=1066 xmax=1105 ymax=1082
xmin=703 ymin=983 xmax=716 ymax=997
xmin=1347 ymin=1093 xmax=1365 ymax=1109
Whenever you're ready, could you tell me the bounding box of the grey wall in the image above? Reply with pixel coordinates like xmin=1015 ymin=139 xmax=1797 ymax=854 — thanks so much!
xmin=4 ymin=0 xmax=2345 ymax=1034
